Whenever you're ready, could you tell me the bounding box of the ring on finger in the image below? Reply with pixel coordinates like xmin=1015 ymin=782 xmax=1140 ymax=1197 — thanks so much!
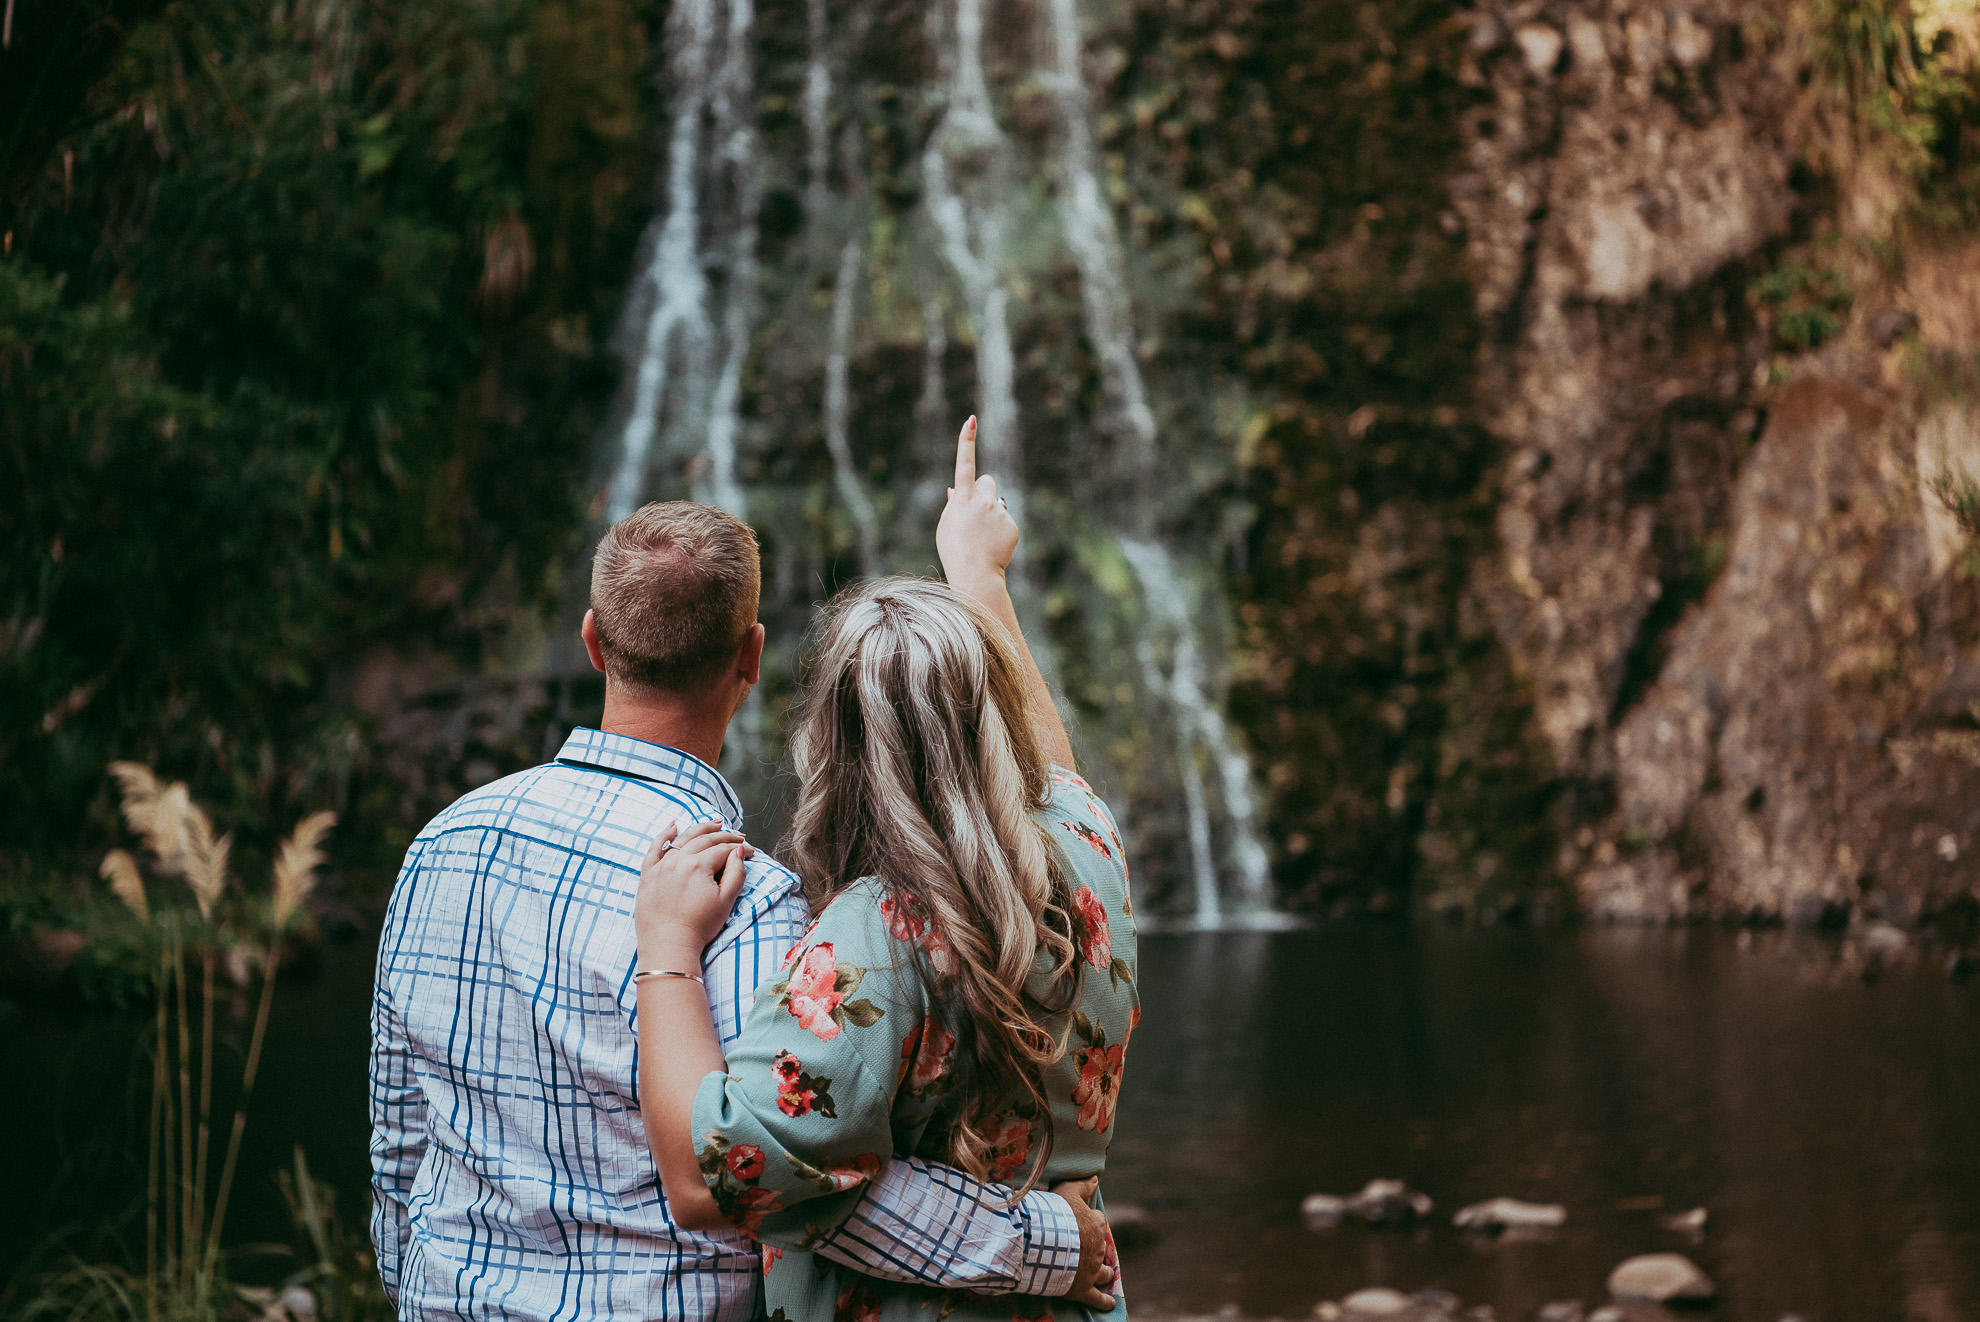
xmin=659 ymin=839 xmax=679 ymax=854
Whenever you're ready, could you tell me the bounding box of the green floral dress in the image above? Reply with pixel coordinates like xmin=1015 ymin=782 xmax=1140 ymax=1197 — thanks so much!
xmin=691 ymin=769 xmax=1140 ymax=1322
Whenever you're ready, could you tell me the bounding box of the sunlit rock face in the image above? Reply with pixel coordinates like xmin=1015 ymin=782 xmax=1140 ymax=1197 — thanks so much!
xmin=1452 ymin=0 xmax=1798 ymax=780
xmin=1591 ymin=345 xmax=1980 ymax=923
xmin=1443 ymin=0 xmax=1980 ymax=920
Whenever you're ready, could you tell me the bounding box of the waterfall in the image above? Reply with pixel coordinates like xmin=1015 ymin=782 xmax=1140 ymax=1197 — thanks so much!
xmin=1119 ymin=539 xmax=1277 ymax=920
xmin=575 ymin=0 xmax=1280 ymax=918
xmin=599 ymin=0 xmax=758 ymax=523
xmin=602 ymin=0 xmax=715 ymax=524
xmin=922 ymin=0 xmax=1057 ymax=685
xmin=823 ymin=237 xmax=882 ymax=568
xmin=1044 ymin=0 xmax=1275 ymax=922
xmin=1044 ymin=0 xmax=1158 ymax=479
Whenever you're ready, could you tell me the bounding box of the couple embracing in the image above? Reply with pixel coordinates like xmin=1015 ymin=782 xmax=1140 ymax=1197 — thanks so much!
xmin=370 ymin=419 xmax=1139 ymax=1322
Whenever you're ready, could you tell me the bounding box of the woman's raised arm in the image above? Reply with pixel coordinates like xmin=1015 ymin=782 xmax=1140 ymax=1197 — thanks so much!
xmin=935 ymin=416 xmax=1078 ymax=772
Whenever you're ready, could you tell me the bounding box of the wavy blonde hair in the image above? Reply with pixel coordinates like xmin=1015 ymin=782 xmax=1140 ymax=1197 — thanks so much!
xmin=784 ymin=577 xmax=1081 ymax=1189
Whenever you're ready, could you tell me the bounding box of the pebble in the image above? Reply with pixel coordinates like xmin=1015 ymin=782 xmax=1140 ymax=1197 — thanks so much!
xmin=1453 ymin=1197 xmax=1567 ymax=1231
xmin=1657 ymin=1207 xmax=1707 ymax=1235
xmin=1303 ymin=1179 xmax=1435 ymax=1228
xmin=1607 ymin=1253 xmax=1716 ymax=1304
xmin=1854 ymin=920 xmax=1910 ymax=957
xmin=1342 ymin=1288 xmax=1413 ymax=1316
xmin=1107 ymin=1201 xmax=1153 ymax=1250
xmin=1535 ymin=1303 xmax=1583 ymax=1322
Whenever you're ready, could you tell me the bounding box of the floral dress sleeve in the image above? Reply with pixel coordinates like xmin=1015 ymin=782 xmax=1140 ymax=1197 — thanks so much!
xmin=690 ymin=878 xmax=946 ymax=1250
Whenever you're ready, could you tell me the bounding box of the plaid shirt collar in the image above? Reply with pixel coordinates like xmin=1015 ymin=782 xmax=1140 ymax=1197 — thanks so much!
xmin=553 ymin=726 xmax=745 ymax=831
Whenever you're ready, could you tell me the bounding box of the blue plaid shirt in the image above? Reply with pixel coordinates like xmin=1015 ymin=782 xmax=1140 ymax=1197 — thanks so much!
xmin=371 ymin=728 xmax=1081 ymax=1321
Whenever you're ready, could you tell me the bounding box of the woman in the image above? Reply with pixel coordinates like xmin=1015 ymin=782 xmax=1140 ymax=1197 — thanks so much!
xmin=631 ymin=417 xmax=1139 ymax=1322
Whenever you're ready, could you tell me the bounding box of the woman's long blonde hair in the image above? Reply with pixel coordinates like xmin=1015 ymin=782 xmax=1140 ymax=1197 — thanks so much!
xmin=783 ymin=577 xmax=1081 ymax=1189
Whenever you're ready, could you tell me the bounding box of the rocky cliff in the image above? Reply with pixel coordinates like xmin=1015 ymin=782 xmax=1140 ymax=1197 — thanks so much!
xmin=1440 ymin=0 xmax=1980 ymax=921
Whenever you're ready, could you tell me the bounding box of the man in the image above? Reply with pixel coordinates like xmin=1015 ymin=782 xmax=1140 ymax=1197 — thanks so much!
xmin=370 ymin=501 xmax=1112 ymax=1321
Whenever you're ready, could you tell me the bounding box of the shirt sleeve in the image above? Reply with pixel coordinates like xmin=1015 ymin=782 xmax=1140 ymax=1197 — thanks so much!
xmin=701 ymin=870 xmax=811 ymax=1046
xmin=368 ymin=847 xmax=429 ymax=1308
xmin=810 ymin=1159 xmax=1083 ymax=1296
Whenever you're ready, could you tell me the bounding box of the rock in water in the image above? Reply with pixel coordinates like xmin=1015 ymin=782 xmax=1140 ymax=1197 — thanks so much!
xmin=1657 ymin=1207 xmax=1708 ymax=1235
xmin=1452 ymin=1197 xmax=1567 ymax=1231
xmin=1534 ymin=1303 xmax=1584 ymax=1322
xmin=1302 ymin=1193 xmax=1349 ymax=1226
xmin=1607 ymin=1254 xmax=1716 ymax=1304
xmin=1341 ymin=1289 xmax=1412 ymax=1316
xmin=1106 ymin=1201 xmax=1153 ymax=1250
xmin=1350 ymin=1179 xmax=1435 ymax=1224
xmin=1302 ymin=1180 xmax=1434 ymax=1227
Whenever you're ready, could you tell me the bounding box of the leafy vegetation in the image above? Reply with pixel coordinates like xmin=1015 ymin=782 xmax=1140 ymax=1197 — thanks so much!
xmin=1749 ymin=260 xmax=1854 ymax=352
xmin=1 ymin=0 xmax=654 ymax=908
xmin=4 ymin=766 xmax=381 ymax=1322
xmin=1928 ymin=465 xmax=1980 ymax=577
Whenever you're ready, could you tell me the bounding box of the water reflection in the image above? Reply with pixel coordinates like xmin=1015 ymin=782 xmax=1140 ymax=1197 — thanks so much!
xmin=1107 ymin=927 xmax=1980 ymax=1321
xmin=2 ymin=926 xmax=1976 ymax=1321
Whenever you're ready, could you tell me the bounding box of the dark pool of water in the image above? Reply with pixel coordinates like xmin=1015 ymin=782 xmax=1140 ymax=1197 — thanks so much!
xmin=3 ymin=927 xmax=1977 ymax=1321
xmin=1108 ymin=927 xmax=1980 ymax=1322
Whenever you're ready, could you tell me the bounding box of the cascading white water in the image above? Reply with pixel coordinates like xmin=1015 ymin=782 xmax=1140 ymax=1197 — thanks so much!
xmin=602 ymin=0 xmax=716 ymax=524
xmin=823 ymin=238 xmax=882 ymax=568
xmin=1119 ymin=538 xmax=1277 ymax=919
xmin=582 ymin=0 xmax=1278 ymax=918
xmin=600 ymin=0 xmax=757 ymax=523
xmin=697 ymin=0 xmax=759 ymax=518
xmin=1044 ymin=0 xmax=1275 ymax=922
xmin=922 ymin=0 xmax=1057 ymax=684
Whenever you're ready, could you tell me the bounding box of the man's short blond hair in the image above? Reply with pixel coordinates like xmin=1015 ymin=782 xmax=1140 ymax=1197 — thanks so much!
xmin=589 ymin=502 xmax=761 ymax=695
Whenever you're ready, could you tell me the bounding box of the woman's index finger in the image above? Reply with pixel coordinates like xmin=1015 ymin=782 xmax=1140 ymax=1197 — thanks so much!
xmin=954 ymin=415 xmax=977 ymax=490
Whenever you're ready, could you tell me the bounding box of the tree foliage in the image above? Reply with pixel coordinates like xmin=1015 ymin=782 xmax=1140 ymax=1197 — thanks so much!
xmin=1 ymin=0 xmax=654 ymax=890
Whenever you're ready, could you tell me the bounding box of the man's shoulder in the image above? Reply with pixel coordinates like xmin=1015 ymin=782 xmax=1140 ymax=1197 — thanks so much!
xmin=412 ymin=762 xmax=577 ymax=841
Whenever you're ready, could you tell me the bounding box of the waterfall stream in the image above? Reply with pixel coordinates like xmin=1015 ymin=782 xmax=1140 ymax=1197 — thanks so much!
xmin=587 ymin=0 xmax=1280 ymax=922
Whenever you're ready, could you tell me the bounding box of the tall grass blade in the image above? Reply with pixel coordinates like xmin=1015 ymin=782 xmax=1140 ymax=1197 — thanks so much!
xmin=101 ymin=849 xmax=151 ymax=925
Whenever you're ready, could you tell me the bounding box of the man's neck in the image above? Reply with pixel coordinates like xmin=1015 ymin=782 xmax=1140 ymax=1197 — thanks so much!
xmin=599 ymin=687 xmax=731 ymax=770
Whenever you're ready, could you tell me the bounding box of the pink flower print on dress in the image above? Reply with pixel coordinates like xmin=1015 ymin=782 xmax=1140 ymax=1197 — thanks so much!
xmin=1072 ymin=887 xmax=1111 ymax=969
xmin=836 ymin=1285 xmax=884 ymax=1322
xmin=761 ymin=1243 xmax=782 ymax=1273
xmin=1061 ymin=820 xmax=1113 ymax=861
xmin=1072 ymin=1042 xmax=1125 ymax=1132
xmin=771 ymin=945 xmax=883 ymax=1039
xmin=771 ymin=1048 xmax=837 ymax=1119
xmin=982 ymin=1113 xmax=1034 ymax=1183
xmin=724 ymin=1143 xmax=766 ymax=1181
xmin=732 ymin=1185 xmax=782 ymax=1235
xmin=820 ymin=1151 xmax=882 ymax=1193
xmin=881 ymin=890 xmax=956 ymax=976
xmin=786 ymin=944 xmax=845 ymax=1037
xmin=900 ymin=1014 xmax=955 ymax=1091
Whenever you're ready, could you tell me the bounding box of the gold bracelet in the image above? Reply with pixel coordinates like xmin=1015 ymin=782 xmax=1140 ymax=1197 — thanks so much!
xmin=632 ymin=968 xmax=704 ymax=985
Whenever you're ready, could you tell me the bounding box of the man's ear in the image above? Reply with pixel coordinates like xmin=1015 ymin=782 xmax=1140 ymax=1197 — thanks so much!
xmin=581 ymin=610 xmax=609 ymax=675
xmin=736 ymin=623 xmax=766 ymax=687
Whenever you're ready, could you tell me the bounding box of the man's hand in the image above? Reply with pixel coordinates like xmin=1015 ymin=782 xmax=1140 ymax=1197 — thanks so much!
xmin=1051 ymin=1177 xmax=1118 ymax=1311
xmin=936 ymin=416 xmax=1020 ymax=591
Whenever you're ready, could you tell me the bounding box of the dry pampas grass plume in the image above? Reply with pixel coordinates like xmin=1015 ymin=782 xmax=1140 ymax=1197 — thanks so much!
xmin=109 ymin=760 xmax=231 ymax=919
xmin=100 ymin=848 xmax=150 ymax=925
xmin=272 ymin=811 xmax=336 ymax=931
xmin=108 ymin=761 xmax=192 ymax=874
